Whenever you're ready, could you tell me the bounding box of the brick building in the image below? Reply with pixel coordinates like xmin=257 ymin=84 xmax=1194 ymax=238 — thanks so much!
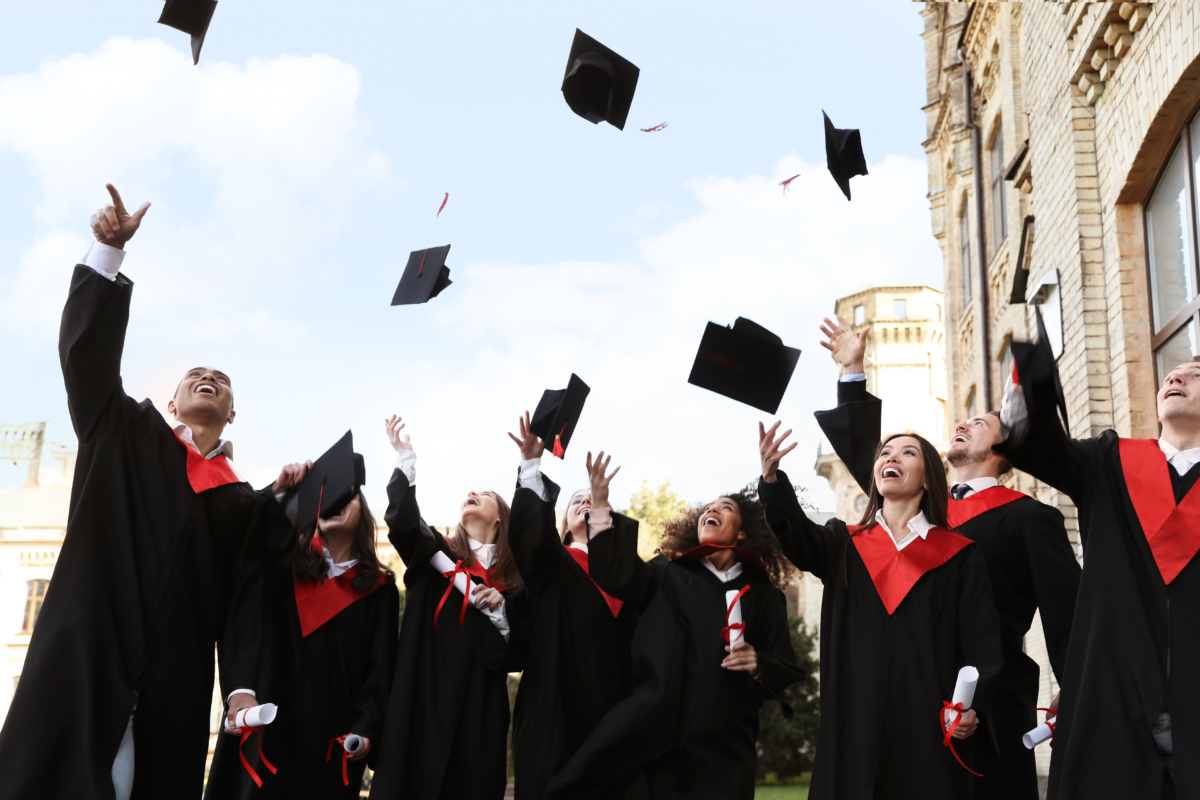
xmin=921 ymin=1 xmax=1195 ymax=789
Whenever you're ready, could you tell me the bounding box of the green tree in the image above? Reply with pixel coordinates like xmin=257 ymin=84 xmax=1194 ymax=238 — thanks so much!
xmin=756 ymin=616 xmax=820 ymax=783
xmin=620 ymin=481 xmax=690 ymax=560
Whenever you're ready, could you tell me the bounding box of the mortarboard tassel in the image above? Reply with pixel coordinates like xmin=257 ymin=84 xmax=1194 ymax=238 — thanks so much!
xmin=552 ymin=423 xmax=568 ymax=459
xmin=310 ymin=482 xmax=326 ymax=558
xmin=418 ymin=248 xmax=428 ymax=277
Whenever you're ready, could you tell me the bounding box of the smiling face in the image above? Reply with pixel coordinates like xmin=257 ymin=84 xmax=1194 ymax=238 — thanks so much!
xmin=460 ymin=490 xmax=501 ymax=530
xmin=1158 ymin=362 xmax=1200 ymax=425
xmin=696 ymin=497 xmax=745 ymax=548
xmin=947 ymin=414 xmax=1002 ymax=468
xmin=168 ymin=367 xmax=234 ymax=429
xmin=564 ymin=489 xmax=593 ymax=538
xmin=874 ymin=435 xmax=929 ymax=502
xmin=317 ymin=493 xmax=362 ymax=537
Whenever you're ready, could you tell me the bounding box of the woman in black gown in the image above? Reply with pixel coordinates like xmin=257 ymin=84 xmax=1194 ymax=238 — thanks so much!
xmin=368 ymin=415 xmax=523 ymax=800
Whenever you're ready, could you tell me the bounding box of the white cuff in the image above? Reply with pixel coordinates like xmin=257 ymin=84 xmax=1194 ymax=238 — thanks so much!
xmin=481 ymin=597 xmax=510 ymax=642
xmin=518 ymin=458 xmax=549 ymax=502
xmin=395 ymin=449 xmax=417 ymax=485
xmin=839 ymin=372 xmax=867 ymax=382
xmin=227 ymin=689 xmax=256 ymax=704
xmin=585 ymin=507 xmax=613 ymax=539
xmin=81 ymin=241 xmax=125 ymax=281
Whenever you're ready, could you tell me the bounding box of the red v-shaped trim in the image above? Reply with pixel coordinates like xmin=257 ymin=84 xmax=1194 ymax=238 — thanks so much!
xmin=461 ymin=558 xmax=507 ymax=593
xmin=565 ymin=546 xmax=624 ymax=618
xmin=947 ymin=486 xmax=1027 ymax=528
xmin=849 ymin=524 xmax=973 ymax=614
xmin=294 ymin=566 xmax=387 ymax=637
xmin=172 ymin=429 xmax=243 ymax=493
xmin=1118 ymin=438 xmax=1200 ymax=584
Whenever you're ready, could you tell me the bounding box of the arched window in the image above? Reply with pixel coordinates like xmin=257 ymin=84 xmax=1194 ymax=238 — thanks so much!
xmin=960 ymin=201 xmax=973 ymax=304
xmin=23 ymin=579 xmax=49 ymax=632
xmin=990 ymin=122 xmax=1007 ymax=255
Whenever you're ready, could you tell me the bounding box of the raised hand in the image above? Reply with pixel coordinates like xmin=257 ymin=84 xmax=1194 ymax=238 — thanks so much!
xmin=385 ymin=415 xmax=412 ymax=452
xmin=585 ymin=450 xmax=620 ymax=510
xmin=90 ymin=183 xmax=151 ymax=249
xmin=507 ymin=411 xmax=545 ymax=461
xmin=759 ymin=421 xmax=798 ymax=484
xmin=272 ymin=460 xmax=314 ymax=495
xmin=818 ymin=315 xmax=869 ymax=375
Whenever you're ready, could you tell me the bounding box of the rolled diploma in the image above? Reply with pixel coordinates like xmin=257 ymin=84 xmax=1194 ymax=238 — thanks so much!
xmin=725 ymin=589 xmax=745 ymax=649
xmin=344 ymin=733 xmax=364 ymax=753
xmin=945 ymin=666 xmax=979 ymax=729
xmin=430 ymin=551 xmax=479 ymax=605
xmin=226 ymin=702 xmax=278 ymax=730
xmin=1023 ymin=717 xmax=1055 ymax=749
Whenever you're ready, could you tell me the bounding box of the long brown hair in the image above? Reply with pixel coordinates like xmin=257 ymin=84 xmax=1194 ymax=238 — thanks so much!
xmin=658 ymin=489 xmax=797 ymax=591
xmin=445 ymin=491 xmax=525 ymax=596
xmin=287 ymin=492 xmax=394 ymax=595
xmin=856 ymin=432 xmax=951 ymax=530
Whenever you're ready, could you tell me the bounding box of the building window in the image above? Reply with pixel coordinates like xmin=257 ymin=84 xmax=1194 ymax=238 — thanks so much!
xmin=894 ymin=300 xmax=907 ymax=319
xmin=990 ymin=125 xmax=1007 ymax=254
xmin=854 ymin=304 xmax=865 ymax=325
xmin=960 ymin=204 xmax=972 ymax=304
xmin=1146 ymin=111 xmax=1200 ymax=382
xmin=966 ymin=387 xmax=978 ymax=421
xmin=22 ymin=579 xmax=49 ymax=633
xmin=934 ymin=302 xmax=943 ymax=322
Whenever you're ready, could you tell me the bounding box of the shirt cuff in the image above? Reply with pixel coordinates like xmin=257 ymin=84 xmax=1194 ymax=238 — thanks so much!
xmin=585 ymin=506 xmax=613 ymax=538
xmin=839 ymin=372 xmax=866 ymax=382
xmin=227 ymin=689 xmax=256 ymax=704
xmin=481 ymin=598 xmax=510 ymax=642
xmin=518 ymin=458 xmax=550 ymax=502
xmin=81 ymin=241 xmax=125 ymax=281
xmin=395 ymin=449 xmax=417 ymax=485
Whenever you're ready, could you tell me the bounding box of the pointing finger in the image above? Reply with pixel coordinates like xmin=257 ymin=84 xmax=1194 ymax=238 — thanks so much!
xmin=106 ymin=183 xmax=125 ymax=213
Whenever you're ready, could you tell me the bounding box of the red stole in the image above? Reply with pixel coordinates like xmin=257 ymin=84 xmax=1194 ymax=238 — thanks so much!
xmin=565 ymin=546 xmax=624 ymax=618
xmin=673 ymin=543 xmax=772 ymax=582
xmin=947 ymin=486 xmax=1027 ymax=528
xmin=1118 ymin=438 xmax=1200 ymax=584
xmin=849 ymin=523 xmax=973 ymax=614
xmin=293 ymin=566 xmax=386 ymax=637
xmin=172 ymin=429 xmax=243 ymax=493
xmin=461 ymin=558 xmax=506 ymax=591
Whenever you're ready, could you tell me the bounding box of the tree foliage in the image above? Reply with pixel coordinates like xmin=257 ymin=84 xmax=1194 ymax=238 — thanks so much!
xmin=620 ymin=480 xmax=690 ymax=560
xmin=756 ymin=615 xmax=820 ymax=782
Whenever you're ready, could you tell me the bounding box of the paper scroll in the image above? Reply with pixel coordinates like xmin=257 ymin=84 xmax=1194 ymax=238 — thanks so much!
xmin=945 ymin=666 xmax=979 ymax=729
xmin=344 ymin=733 xmax=364 ymax=754
xmin=225 ymin=702 xmax=278 ymax=731
xmin=725 ymin=589 xmax=745 ymax=648
xmin=1023 ymin=716 xmax=1056 ymax=748
xmin=430 ymin=550 xmax=479 ymax=604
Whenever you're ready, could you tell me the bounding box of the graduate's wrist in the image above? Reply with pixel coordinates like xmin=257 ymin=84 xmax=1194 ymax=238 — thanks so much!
xmin=762 ymin=470 xmax=778 ymax=484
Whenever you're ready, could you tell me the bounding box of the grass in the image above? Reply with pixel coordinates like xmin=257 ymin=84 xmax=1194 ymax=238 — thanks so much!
xmin=755 ymin=786 xmax=810 ymax=799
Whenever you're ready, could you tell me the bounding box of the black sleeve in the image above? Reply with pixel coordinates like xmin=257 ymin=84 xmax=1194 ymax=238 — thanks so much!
xmin=508 ymin=474 xmax=565 ymax=595
xmin=586 ymin=513 xmax=661 ymax=612
xmin=758 ymin=471 xmax=849 ymax=581
xmin=383 ymin=468 xmax=440 ymax=570
xmin=814 ymin=380 xmax=880 ymax=496
xmin=58 ymin=265 xmax=141 ymax=443
xmin=957 ymin=547 xmax=1005 ymax=755
xmin=216 ymin=492 xmax=269 ymax=698
xmin=749 ymin=587 xmax=805 ymax=717
xmin=353 ymin=582 xmax=401 ymax=744
xmin=1023 ymin=502 xmax=1080 ymax=683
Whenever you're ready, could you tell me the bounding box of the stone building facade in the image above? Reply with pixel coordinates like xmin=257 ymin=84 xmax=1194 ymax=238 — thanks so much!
xmin=921 ymin=0 xmax=1196 ymax=787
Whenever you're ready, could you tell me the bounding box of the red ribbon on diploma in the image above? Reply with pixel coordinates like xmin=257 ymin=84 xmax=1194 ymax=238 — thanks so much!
xmin=721 ymin=585 xmax=750 ymax=643
xmin=238 ymin=726 xmax=277 ymax=789
xmin=941 ymin=701 xmax=983 ymax=777
xmin=1035 ymin=707 xmax=1056 ymax=747
xmin=326 ymin=736 xmax=351 ymax=786
xmin=434 ymin=560 xmax=471 ymax=629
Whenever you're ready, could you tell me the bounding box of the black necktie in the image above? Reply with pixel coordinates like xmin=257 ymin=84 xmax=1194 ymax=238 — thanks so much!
xmin=951 ymin=484 xmax=970 ymax=501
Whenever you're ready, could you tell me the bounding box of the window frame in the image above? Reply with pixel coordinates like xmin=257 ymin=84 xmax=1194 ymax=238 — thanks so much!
xmin=960 ymin=200 xmax=973 ymax=304
xmin=990 ymin=123 xmax=1007 ymax=253
xmin=22 ymin=578 xmax=49 ymax=633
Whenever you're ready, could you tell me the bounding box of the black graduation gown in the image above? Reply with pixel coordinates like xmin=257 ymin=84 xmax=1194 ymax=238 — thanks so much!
xmin=996 ymin=350 xmax=1200 ymax=799
xmin=0 ymin=264 xmax=281 ymax=800
xmin=368 ymin=469 xmax=517 ymax=800
xmin=546 ymin=526 xmax=803 ymax=800
xmin=205 ymin=554 xmax=400 ymax=800
xmin=507 ymin=476 xmax=640 ymax=800
xmin=761 ymin=472 xmax=1004 ymax=800
xmin=818 ymin=380 xmax=1081 ymax=799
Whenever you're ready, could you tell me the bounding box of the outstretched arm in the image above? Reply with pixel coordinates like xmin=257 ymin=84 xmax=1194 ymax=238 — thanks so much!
xmin=815 ymin=315 xmax=878 ymax=495
xmin=382 ymin=415 xmax=436 ymax=568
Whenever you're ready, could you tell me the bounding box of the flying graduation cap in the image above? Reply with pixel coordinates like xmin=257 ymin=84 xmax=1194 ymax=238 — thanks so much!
xmin=158 ymin=0 xmax=217 ymax=65
xmin=1008 ymin=306 xmax=1069 ymax=432
xmin=688 ymin=318 xmax=801 ymax=414
xmin=823 ymin=111 xmax=868 ymax=201
xmin=561 ymin=29 xmax=640 ymax=131
xmin=392 ymin=245 xmax=453 ymax=306
xmin=530 ymin=374 xmax=590 ymax=459
xmin=295 ymin=430 xmax=367 ymax=534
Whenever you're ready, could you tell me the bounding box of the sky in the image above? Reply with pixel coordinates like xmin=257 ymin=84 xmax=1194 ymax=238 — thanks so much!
xmin=0 ymin=1 xmax=943 ymax=522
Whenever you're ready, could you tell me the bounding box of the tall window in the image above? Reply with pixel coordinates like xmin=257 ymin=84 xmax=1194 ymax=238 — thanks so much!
xmin=894 ymin=300 xmax=907 ymax=319
xmin=1146 ymin=111 xmax=1200 ymax=382
xmin=854 ymin=304 xmax=865 ymax=325
xmin=934 ymin=301 xmax=943 ymax=322
xmin=960 ymin=204 xmax=973 ymax=304
xmin=990 ymin=126 xmax=1007 ymax=254
xmin=22 ymin=579 xmax=49 ymax=632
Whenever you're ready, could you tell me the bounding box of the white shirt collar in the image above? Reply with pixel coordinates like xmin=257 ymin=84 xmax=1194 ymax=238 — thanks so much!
xmin=171 ymin=420 xmax=234 ymax=461
xmin=322 ymin=547 xmax=357 ymax=579
xmin=950 ymin=477 xmax=999 ymax=499
xmin=469 ymin=537 xmax=498 ymax=569
xmin=1160 ymin=438 xmax=1200 ymax=477
xmin=701 ymin=555 xmax=744 ymax=583
xmin=568 ymin=542 xmax=589 ymax=554
xmin=875 ymin=509 xmax=934 ymax=553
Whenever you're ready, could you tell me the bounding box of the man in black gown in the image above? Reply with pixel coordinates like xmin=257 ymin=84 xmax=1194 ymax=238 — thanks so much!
xmin=0 ymin=185 xmax=294 ymax=800
xmin=996 ymin=324 xmax=1200 ymax=799
xmin=816 ymin=317 xmax=1080 ymax=800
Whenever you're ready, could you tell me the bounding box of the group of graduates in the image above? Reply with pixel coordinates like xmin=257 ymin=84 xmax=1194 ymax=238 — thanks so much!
xmin=0 ymin=185 xmax=1193 ymax=800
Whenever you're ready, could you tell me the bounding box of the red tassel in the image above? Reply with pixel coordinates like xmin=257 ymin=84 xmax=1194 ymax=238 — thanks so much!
xmin=551 ymin=422 xmax=568 ymax=459
xmin=311 ymin=483 xmax=326 ymax=556
xmin=418 ymin=248 xmax=428 ymax=277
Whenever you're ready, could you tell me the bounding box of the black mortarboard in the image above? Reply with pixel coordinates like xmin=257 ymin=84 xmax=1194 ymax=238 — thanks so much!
xmin=823 ymin=111 xmax=868 ymax=201
xmin=1009 ymin=307 xmax=1069 ymax=432
xmin=561 ymin=29 xmax=640 ymax=131
xmin=391 ymin=245 xmax=453 ymax=306
xmin=158 ymin=0 xmax=217 ymax=65
xmin=688 ymin=318 xmax=801 ymax=414
xmin=530 ymin=374 xmax=590 ymax=459
xmin=296 ymin=431 xmax=367 ymax=533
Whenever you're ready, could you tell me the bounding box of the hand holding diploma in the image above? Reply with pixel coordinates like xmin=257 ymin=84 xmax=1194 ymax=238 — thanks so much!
xmin=343 ymin=733 xmax=372 ymax=762
xmin=224 ymin=693 xmax=265 ymax=735
xmin=721 ymin=586 xmax=759 ymax=679
xmin=941 ymin=666 xmax=983 ymax=776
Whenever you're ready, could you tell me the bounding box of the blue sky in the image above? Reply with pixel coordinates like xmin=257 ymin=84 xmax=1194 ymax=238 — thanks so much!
xmin=0 ymin=1 xmax=942 ymax=521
